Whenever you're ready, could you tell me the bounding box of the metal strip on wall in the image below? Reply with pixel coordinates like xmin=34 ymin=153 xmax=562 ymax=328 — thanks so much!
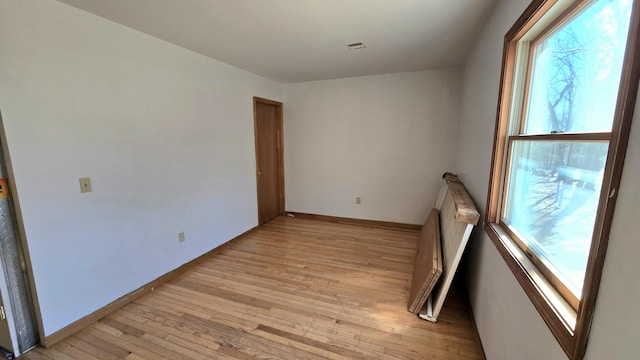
xmin=0 ymin=144 xmax=37 ymax=352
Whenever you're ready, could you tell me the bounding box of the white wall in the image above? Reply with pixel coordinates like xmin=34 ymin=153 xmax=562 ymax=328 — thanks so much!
xmin=0 ymin=0 xmax=282 ymax=336
xmin=456 ymin=0 xmax=640 ymax=359
xmin=283 ymin=70 xmax=462 ymax=225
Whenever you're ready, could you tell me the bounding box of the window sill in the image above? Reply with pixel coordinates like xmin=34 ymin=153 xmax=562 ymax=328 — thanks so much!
xmin=484 ymin=222 xmax=577 ymax=350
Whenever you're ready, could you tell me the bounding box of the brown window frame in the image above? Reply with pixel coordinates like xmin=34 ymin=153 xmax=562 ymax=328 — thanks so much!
xmin=485 ymin=0 xmax=640 ymax=359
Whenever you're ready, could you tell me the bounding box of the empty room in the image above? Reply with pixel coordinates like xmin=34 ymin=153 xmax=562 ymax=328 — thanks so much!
xmin=1 ymin=0 xmax=640 ymax=359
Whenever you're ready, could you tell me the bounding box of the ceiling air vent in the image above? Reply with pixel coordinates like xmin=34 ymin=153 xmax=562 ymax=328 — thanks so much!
xmin=346 ymin=42 xmax=366 ymax=50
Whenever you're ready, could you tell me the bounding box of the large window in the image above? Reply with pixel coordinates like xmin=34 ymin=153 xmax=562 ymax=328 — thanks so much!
xmin=486 ymin=0 xmax=640 ymax=359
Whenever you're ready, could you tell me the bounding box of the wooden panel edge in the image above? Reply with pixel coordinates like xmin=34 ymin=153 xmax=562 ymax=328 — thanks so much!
xmin=42 ymin=226 xmax=258 ymax=347
xmin=439 ymin=173 xmax=480 ymax=225
xmin=447 ymin=182 xmax=480 ymax=225
xmin=408 ymin=208 xmax=442 ymax=313
xmin=413 ymin=211 xmax=444 ymax=311
xmin=288 ymin=212 xmax=422 ymax=231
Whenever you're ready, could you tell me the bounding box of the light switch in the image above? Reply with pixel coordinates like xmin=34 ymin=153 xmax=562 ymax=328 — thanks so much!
xmin=79 ymin=177 xmax=92 ymax=193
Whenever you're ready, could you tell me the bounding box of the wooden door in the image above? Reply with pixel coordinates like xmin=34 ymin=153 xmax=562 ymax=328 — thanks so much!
xmin=254 ymin=97 xmax=284 ymax=225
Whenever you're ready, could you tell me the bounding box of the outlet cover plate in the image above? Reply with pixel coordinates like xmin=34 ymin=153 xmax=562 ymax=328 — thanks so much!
xmin=79 ymin=177 xmax=92 ymax=193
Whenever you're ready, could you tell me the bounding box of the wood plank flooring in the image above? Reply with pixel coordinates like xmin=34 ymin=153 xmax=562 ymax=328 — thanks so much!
xmin=21 ymin=216 xmax=484 ymax=359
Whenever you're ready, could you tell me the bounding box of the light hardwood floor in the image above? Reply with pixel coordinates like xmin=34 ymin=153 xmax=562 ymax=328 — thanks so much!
xmin=21 ymin=216 xmax=484 ymax=359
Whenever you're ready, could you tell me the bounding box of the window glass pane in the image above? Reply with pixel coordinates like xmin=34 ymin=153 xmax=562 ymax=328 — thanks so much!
xmin=524 ymin=0 xmax=633 ymax=134
xmin=504 ymin=140 xmax=608 ymax=295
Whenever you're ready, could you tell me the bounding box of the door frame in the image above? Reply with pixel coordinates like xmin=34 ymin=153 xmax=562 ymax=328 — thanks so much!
xmin=253 ymin=97 xmax=285 ymax=225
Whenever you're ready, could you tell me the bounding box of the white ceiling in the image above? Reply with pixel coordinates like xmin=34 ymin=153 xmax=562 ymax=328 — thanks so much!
xmin=56 ymin=0 xmax=498 ymax=83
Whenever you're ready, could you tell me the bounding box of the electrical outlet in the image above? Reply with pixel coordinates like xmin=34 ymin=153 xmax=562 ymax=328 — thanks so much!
xmin=79 ymin=177 xmax=92 ymax=193
xmin=356 ymin=196 xmax=361 ymax=205
xmin=178 ymin=232 xmax=185 ymax=243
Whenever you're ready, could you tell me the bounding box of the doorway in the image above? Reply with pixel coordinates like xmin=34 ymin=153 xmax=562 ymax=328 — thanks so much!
xmin=253 ymin=97 xmax=285 ymax=225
